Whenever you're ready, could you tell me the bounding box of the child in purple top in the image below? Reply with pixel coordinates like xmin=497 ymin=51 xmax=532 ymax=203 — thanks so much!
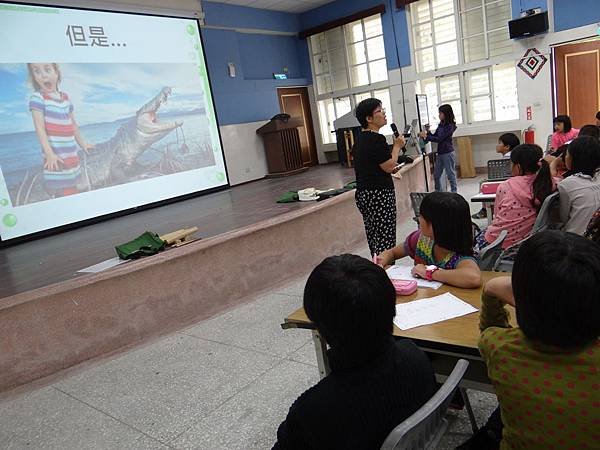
xmin=420 ymin=104 xmax=458 ymax=192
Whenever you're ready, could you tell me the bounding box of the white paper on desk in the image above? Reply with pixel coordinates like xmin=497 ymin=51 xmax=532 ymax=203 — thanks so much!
xmin=78 ymin=257 xmax=129 ymax=273
xmin=386 ymin=265 xmax=442 ymax=289
xmin=393 ymin=293 xmax=478 ymax=330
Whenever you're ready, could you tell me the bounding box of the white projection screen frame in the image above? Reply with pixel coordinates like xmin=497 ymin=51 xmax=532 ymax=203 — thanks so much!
xmin=0 ymin=1 xmax=229 ymax=243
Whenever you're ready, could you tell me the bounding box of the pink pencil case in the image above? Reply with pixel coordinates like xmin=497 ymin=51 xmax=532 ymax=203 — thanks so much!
xmin=391 ymin=279 xmax=417 ymax=296
xmin=481 ymin=181 xmax=502 ymax=194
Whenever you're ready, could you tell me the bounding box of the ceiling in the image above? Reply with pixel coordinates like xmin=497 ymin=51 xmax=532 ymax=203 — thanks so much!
xmin=209 ymin=0 xmax=335 ymax=14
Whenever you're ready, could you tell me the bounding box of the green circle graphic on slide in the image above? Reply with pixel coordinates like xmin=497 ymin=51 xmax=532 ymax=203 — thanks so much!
xmin=2 ymin=214 xmax=17 ymax=227
xmin=0 ymin=198 xmax=8 ymax=207
xmin=187 ymin=24 xmax=195 ymax=35
xmin=216 ymin=172 xmax=225 ymax=182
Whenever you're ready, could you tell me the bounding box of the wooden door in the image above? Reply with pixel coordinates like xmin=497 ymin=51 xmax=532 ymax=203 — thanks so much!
xmin=554 ymin=39 xmax=600 ymax=128
xmin=277 ymin=87 xmax=318 ymax=166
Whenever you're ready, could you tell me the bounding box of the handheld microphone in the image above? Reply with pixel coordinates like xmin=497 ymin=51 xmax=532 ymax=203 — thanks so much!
xmin=390 ymin=123 xmax=400 ymax=138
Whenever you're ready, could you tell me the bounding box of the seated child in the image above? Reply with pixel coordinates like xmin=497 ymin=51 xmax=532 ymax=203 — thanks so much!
xmin=549 ymin=124 xmax=600 ymax=178
xmin=478 ymin=230 xmax=600 ymax=450
xmin=273 ymin=254 xmax=436 ymax=450
xmin=473 ymin=133 xmax=521 ymax=219
xmin=558 ymin=136 xmax=600 ymax=234
xmin=476 ymin=144 xmax=557 ymax=251
xmin=378 ymin=192 xmax=481 ymax=288
xmin=495 ymin=132 xmax=520 ymax=159
xmin=550 ymin=115 xmax=579 ymax=152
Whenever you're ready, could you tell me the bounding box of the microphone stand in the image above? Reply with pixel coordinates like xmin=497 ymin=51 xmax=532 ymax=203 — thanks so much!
xmin=419 ymin=138 xmax=430 ymax=192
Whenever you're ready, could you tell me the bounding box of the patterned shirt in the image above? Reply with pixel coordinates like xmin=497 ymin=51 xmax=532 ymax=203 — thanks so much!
xmin=478 ymin=294 xmax=600 ymax=450
xmin=403 ymin=230 xmax=475 ymax=269
xmin=29 ymin=91 xmax=81 ymax=191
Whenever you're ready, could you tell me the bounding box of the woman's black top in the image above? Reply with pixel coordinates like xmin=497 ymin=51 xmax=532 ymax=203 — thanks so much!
xmin=353 ymin=130 xmax=393 ymax=190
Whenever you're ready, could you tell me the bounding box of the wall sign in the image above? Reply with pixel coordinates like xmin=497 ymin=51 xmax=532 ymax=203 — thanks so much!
xmin=517 ymin=48 xmax=548 ymax=79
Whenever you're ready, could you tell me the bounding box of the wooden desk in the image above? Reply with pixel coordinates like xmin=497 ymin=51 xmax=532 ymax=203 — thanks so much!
xmin=282 ymin=272 xmax=515 ymax=393
xmin=470 ymin=193 xmax=496 ymax=225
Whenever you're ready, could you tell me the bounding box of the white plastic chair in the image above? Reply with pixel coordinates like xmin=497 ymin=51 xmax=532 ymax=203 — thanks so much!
xmin=380 ymin=359 xmax=469 ymax=450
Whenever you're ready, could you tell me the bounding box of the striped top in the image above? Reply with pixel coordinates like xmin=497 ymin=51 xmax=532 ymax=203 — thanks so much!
xmin=29 ymin=91 xmax=80 ymax=186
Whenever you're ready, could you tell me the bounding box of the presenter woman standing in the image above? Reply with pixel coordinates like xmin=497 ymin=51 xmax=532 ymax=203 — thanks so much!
xmin=353 ymin=98 xmax=405 ymax=256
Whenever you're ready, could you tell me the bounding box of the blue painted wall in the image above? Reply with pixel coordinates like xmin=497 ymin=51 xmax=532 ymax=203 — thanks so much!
xmin=238 ymin=33 xmax=304 ymax=79
xmin=202 ymin=27 xmax=308 ymax=125
xmin=510 ymin=0 xmax=548 ymax=19
xmin=203 ymin=1 xmax=300 ymax=33
xmin=553 ymin=0 xmax=600 ymax=32
xmin=201 ymin=2 xmax=308 ymax=125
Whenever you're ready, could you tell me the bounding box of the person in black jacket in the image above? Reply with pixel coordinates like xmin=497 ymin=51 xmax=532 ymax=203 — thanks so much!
xmin=272 ymin=254 xmax=436 ymax=450
xmin=353 ymin=98 xmax=405 ymax=257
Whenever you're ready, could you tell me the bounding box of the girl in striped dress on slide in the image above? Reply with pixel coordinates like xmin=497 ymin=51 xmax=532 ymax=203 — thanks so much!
xmin=28 ymin=63 xmax=94 ymax=198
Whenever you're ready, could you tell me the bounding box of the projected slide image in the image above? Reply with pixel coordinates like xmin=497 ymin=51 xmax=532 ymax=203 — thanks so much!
xmin=0 ymin=63 xmax=218 ymax=206
xmin=0 ymin=3 xmax=228 ymax=241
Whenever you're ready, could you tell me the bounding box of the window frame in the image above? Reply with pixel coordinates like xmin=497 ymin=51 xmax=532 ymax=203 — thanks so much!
xmin=410 ymin=0 xmax=519 ymax=128
xmin=308 ymin=14 xmax=392 ymax=144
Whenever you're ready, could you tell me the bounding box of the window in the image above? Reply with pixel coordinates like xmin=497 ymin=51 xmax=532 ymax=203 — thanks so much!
xmin=309 ymin=14 xmax=391 ymax=144
xmin=412 ymin=0 xmax=512 ymax=72
xmin=317 ymin=88 xmax=393 ymax=144
xmin=411 ymin=0 xmax=459 ymax=72
xmin=460 ymin=0 xmax=512 ymax=63
xmin=411 ymin=0 xmax=518 ymax=126
xmin=345 ymin=15 xmax=388 ymax=87
xmin=417 ymin=62 xmax=518 ymax=125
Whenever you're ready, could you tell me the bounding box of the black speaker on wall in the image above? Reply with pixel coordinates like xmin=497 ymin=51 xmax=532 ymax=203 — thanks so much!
xmin=508 ymin=11 xmax=549 ymax=39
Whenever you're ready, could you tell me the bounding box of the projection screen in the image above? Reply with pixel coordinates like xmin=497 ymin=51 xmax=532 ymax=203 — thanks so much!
xmin=0 ymin=2 xmax=228 ymax=242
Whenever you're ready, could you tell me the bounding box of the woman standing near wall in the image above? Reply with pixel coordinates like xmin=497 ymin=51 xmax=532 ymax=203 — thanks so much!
xmin=353 ymin=98 xmax=405 ymax=256
xmin=419 ymin=104 xmax=457 ymax=192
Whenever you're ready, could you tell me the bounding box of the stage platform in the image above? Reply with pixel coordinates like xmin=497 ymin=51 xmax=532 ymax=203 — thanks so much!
xmin=0 ymin=160 xmax=430 ymax=393
xmin=0 ymin=164 xmax=357 ymax=299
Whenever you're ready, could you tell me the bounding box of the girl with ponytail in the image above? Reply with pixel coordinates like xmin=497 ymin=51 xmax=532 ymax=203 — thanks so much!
xmin=475 ymin=144 xmax=558 ymax=251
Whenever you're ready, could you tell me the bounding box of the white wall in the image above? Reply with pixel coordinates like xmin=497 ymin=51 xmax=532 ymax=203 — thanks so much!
xmin=306 ymin=85 xmax=335 ymax=164
xmin=219 ymin=121 xmax=269 ymax=185
xmin=513 ymin=24 xmax=600 ymax=147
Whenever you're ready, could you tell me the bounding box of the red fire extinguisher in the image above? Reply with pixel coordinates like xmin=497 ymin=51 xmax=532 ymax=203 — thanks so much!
xmin=524 ymin=126 xmax=535 ymax=145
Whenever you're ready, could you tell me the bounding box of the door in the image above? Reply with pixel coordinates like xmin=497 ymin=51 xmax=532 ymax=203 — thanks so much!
xmin=553 ymin=38 xmax=600 ymax=128
xmin=277 ymin=87 xmax=319 ymax=166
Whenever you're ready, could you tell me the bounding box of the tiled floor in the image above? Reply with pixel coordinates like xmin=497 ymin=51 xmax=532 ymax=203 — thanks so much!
xmin=0 ymin=176 xmax=497 ymax=450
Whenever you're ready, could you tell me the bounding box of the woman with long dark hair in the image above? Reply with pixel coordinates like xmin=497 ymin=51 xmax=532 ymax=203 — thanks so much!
xmin=419 ymin=104 xmax=457 ymax=192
